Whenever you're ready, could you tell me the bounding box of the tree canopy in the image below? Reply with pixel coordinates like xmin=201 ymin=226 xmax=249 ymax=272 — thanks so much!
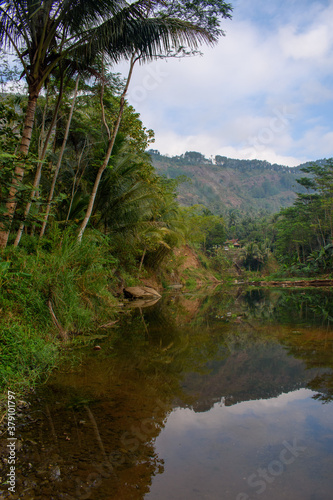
xmin=0 ymin=0 xmax=232 ymax=247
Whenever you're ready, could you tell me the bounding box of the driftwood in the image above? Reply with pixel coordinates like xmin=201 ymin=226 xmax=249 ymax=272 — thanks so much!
xmin=99 ymin=320 xmax=119 ymax=329
xmin=123 ymin=286 xmax=161 ymax=299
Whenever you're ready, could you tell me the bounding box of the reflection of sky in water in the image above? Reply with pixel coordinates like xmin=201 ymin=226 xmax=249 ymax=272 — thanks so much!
xmin=146 ymin=389 xmax=333 ymax=500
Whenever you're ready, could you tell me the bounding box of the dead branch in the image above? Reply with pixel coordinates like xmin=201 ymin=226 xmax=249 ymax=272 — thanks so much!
xmin=48 ymin=300 xmax=68 ymax=341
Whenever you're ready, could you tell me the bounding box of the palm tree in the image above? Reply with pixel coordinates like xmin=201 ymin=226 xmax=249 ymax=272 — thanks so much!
xmin=84 ymin=136 xmax=185 ymax=272
xmin=239 ymin=241 xmax=270 ymax=271
xmin=91 ymin=136 xmax=157 ymax=233
xmin=0 ymin=0 xmax=214 ymax=248
xmin=77 ymin=10 xmax=217 ymax=241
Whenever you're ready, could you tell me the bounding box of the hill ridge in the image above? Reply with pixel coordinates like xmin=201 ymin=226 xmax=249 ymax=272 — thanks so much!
xmin=149 ymin=150 xmax=324 ymax=215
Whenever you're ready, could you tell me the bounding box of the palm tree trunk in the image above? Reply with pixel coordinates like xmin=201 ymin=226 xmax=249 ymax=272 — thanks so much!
xmin=39 ymin=76 xmax=79 ymax=238
xmin=38 ymin=85 xmax=50 ymax=158
xmin=0 ymin=88 xmax=38 ymax=248
xmin=64 ymin=139 xmax=87 ymax=230
xmin=14 ymin=77 xmax=65 ymax=247
xmin=14 ymin=78 xmax=65 ymax=246
xmin=77 ymin=56 xmax=136 ymax=242
xmin=20 ymin=89 xmax=39 ymax=156
xmin=138 ymin=246 xmax=147 ymax=276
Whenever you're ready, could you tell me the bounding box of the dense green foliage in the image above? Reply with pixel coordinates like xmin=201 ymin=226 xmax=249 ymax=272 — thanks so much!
xmin=0 ymin=229 xmax=121 ymax=391
xmin=0 ymin=0 xmax=233 ymax=248
xmin=1 ymin=1 xmax=332 ymax=401
xmin=0 ymin=1 xmax=234 ymax=395
xmin=216 ymin=159 xmax=333 ymax=276
xmin=274 ymin=159 xmax=333 ymax=275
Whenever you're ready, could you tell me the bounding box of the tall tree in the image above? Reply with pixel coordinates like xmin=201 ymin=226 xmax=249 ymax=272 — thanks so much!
xmin=77 ymin=0 xmax=233 ymax=241
xmin=0 ymin=0 xmax=216 ymax=248
xmin=275 ymin=159 xmax=333 ymax=272
xmin=13 ymin=71 xmax=68 ymax=245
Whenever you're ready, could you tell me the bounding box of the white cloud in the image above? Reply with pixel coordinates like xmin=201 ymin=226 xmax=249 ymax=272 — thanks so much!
xmin=298 ymin=79 xmax=333 ymax=105
xmin=153 ymin=130 xmax=302 ymax=167
xmin=295 ymin=127 xmax=333 ymax=158
xmin=157 ymin=389 xmax=316 ymax=441
xmin=279 ymin=25 xmax=330 ymax=60
xmin=116 ymin=0 xmax=333 ymax=166
xmin=226 ymin=388 xmax=314 ymax=413
xmin=147 ymin=384 xmax=330 ymax=500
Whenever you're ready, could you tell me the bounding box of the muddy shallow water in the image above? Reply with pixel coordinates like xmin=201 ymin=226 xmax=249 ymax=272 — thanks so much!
xmin=1 ymin=287 xmax=333 ymax=499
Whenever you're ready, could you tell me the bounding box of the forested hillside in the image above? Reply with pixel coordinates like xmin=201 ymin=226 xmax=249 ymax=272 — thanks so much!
xmin=150 ymin=150 xmax=322 ymax=215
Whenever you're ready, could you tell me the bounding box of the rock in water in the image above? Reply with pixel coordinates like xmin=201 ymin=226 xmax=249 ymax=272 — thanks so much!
xmin=123 ymin=286 xmax=161 ymax=299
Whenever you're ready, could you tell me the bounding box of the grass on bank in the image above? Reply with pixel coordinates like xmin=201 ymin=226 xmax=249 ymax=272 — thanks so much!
xmin=3 ymin=228 xmax=315 ymax=405
xmin=0 ymin=227 xmax=120 ymax=399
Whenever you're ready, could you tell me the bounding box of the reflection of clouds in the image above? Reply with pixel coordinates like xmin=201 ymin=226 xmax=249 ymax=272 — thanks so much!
xmin=227 ymin=388 xmax=315 ymax=412
xmin=147 ymin=388 xmax=333 ymax=499
xmin=166 ymin=389 xmax=316 ymax=433
xmin=158 ymin=389 xmax=318 ymax=448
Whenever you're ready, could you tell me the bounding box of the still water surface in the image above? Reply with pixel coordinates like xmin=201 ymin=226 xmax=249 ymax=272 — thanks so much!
xmin=4 ymin=287 xmax=333 ymax=499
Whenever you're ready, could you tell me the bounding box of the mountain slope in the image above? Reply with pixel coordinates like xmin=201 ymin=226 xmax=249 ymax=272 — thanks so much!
xmin=149 ymin=151 xmax=319 ymax=215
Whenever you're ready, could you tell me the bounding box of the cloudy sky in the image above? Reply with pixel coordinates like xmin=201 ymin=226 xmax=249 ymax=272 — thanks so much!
xmin=116 ymin=0 xmax=333 ymax=167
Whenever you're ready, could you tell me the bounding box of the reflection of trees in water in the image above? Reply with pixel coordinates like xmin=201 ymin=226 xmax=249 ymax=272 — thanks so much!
xmin=278 ymin=289 xmax=333 ymax=327
xmin=181 ymin=342 xmax=315 ymax=412
xmin=242 ymin=288 xmax=278 ymax=321
xmin=142 ymin=288 xmax=333 ymax=409
xmin=243 ymin=288 xmax=333 ymax=327
xmin=137 ymin=289 xmax=333 ymax=410
xmin=240 ymin=289 xmax=333 ymax=405
xmin=311 ymin=374 xmax=333 ymax=404
xmin=11 ymin=304 xmax=198 ymax=499
xmin=12 ymin=288 xmax=333 ymax=498
xmin=12 ymin=353 xmax=168 ymax=499
xmin=120 ymin=300 xmax=231 ymax=398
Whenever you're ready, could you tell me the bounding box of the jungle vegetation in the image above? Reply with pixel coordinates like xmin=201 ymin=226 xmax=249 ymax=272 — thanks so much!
xmin=0 ymin=0 xmax=233 ymax=392
xmin=1 ymin=1 xmax=332 ymax=398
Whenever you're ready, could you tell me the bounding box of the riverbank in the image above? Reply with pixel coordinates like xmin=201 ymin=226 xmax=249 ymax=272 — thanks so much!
xmin=1 ymin=234 xmax=331 ymax=411
xmin=224 ymin=278 xmax=333 ymax=288
xmin=0 ymin=233 xmax=119 ymax=404
xmin=0 ymin=235 xmax=222 ymax=408
xmin=253 ymin=279 xmax=333 ymax=287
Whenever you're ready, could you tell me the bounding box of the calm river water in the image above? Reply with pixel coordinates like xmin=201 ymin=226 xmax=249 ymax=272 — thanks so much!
xmin=2 ymin=286 xmax=333 ymax=499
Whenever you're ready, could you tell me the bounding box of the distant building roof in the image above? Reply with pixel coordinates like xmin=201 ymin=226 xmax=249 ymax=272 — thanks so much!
xmin=225 ymin=239 xmax=241 ymax=247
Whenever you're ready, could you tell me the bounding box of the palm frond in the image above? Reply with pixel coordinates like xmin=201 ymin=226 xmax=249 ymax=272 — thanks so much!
xmin=80 ymin=13 xmax=216 ymax=64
